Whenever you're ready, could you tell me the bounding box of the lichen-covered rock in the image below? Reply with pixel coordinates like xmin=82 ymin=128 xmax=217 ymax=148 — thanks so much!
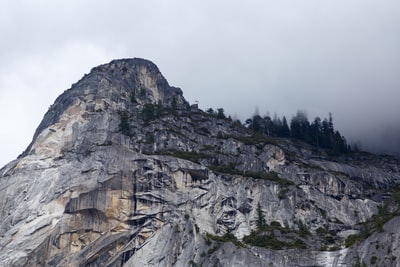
xmin=0 ymin=58 xmax=399 ymax=266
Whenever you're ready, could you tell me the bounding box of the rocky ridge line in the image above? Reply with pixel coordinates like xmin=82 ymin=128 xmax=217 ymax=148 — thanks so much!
xmin=0 ymin=58 xmax=399 ymax=266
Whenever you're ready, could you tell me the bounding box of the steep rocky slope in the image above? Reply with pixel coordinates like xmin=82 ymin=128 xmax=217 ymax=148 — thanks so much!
xmin=0 ymin=58 xmax=399 ymax=267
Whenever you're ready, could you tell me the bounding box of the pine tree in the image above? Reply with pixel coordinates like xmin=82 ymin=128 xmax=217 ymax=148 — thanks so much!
xmin=310 ymin=117 xmax=322 ymax=147
xmin=280 ymin=116 xmax=291 ymax=137
xmin=217 ymin=108 xmax=226 ymax=119
xmin=256 ymin=202 xmax=266 ymax=230
xmin=290 ymin=110 xmax=310 ymax=142
xmin=263 ymin=115 xmax=275 ymax=136
xmin=206 ymin=108 xmax=214 ymax=115
xmin=321 ymin=118 xmax=332 ymax=148
xmin=252 ymin=115 xmax=264 ymax=132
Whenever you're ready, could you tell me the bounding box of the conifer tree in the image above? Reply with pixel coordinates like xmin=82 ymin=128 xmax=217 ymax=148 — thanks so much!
xmin=280 ymin=116 xmax=290 ymax=137
xmin=310 ymin=117 xmax=322 ymax=147
xmin=256 ymin=202 xmax=266 ymax=230
xmin=217 ymin=108 xmax=226 ymax=119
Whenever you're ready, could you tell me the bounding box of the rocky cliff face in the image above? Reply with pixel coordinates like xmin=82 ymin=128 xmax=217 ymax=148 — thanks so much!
xmin=0 ymin=58 xmax=399 ymax=267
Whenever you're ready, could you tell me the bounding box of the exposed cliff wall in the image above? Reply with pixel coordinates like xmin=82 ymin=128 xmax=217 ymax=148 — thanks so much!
xmin=0 ymin=58 xmax=399 ymax=266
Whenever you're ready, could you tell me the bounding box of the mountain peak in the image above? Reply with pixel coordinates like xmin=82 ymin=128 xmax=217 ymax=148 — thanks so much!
xmin=21 ymin=58 xmax=188 ymax=160
xmin=83 ymin=57 xmax=185 ymax=106
xmin=1 ymin=58 xmax=400 ymax=267
xmin=93 ymin=57 xmax=160 ymax=73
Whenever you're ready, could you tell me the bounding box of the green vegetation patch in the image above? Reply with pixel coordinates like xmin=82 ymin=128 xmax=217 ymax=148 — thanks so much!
xmin=228 ymin=133 xmax=281 ymax=147
xmin=345 ymin=197 xmax=400 ymax=248
xmin=159 ymin=149 xmax=209 ymax=163
xmin=205 ymin=232 xmax=244 ymax=248
xmin=209 ymin=164 xmax=293 ymax=186
xmin=243 ymin=205 xmax=308 ymax=250
xmin=243 ymin=224 xmax=307 ymax=250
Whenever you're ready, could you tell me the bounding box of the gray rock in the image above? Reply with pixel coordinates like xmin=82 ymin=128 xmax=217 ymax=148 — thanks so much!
xmin=0 ymin=58 xmax=399 ymax=266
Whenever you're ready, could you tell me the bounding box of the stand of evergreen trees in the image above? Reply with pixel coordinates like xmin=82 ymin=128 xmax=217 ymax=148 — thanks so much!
xmin=245 ymin=110 xmax=349 ymax=155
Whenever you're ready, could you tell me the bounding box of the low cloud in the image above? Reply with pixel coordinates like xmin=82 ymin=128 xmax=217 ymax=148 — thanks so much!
xmin=1 ymin=0 xmax=399 ymax=166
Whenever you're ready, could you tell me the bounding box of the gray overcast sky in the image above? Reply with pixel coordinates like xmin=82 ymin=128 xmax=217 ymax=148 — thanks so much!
xmin=1 ymin=0 xmax=400 ymax=167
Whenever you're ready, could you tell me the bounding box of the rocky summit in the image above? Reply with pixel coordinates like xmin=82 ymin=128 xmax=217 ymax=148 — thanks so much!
xmin=0 ymin=58 xmax=400 ymax=267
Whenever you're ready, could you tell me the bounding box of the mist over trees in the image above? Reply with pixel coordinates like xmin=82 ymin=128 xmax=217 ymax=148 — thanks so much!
xmin=205 ymin=104 xmax=358 ymax=155
xmin=244 ymin=110 xmax=349 ymax=155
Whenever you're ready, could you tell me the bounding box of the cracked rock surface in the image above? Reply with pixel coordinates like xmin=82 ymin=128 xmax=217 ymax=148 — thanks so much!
xmin=0 ymin=58 xmax=399 ymax=266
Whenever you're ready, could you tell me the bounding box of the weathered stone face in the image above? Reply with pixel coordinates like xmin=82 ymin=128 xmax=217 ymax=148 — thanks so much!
xmin=0 ymin=58 xmax=399 ymax=266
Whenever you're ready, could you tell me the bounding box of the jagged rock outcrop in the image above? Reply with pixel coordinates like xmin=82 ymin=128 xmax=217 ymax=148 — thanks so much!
xmin=0 ymin=58 xmax=400 ymax=266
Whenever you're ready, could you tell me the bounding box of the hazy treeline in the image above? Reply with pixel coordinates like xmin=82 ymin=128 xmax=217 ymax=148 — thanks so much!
xmin=243 ymin=110 xmax=350 ymax=154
